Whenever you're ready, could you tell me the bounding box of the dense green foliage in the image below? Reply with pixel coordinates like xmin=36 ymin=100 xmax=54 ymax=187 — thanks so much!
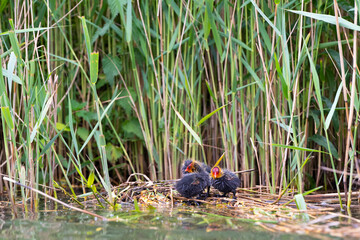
xmin=0 ymin=0 xmax=359 ymax=210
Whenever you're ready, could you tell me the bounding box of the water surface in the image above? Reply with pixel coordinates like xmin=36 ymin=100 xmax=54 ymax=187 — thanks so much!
xmin=0 ymin=203 xmax=332 ymax=240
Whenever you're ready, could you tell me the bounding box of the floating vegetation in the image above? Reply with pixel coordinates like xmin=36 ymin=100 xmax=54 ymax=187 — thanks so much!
xmin=75 ymin=178 xmax=360 ymax=239
xmin=1 ymin=176 xmax=360 ymax=238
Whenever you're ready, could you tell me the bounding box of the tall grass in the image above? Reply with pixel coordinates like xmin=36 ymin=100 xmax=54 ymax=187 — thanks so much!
xmin=0 ymin=0 xmax=359 ymax=210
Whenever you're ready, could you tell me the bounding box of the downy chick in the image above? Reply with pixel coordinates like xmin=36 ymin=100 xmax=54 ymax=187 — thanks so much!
xmin=211 ymin=166 xmax=241 ymax=198
xmin=210 ymin=153 xmax=241 ymax=198
xmin=176 ymin=160 xmax=211 ymax=199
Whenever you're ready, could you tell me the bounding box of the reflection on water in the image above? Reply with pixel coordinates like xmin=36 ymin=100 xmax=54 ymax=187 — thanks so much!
xmin=0 ymin=204 xmax=325 ymax=240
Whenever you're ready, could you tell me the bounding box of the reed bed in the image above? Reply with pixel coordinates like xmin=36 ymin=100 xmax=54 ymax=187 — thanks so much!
xmin=0 ymin=0 xmax=359 ymax=215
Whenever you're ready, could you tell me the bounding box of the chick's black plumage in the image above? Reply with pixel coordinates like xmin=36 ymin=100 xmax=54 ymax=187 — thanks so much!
xmin=176 ymin=162 xmax=210 ymax=199
xmin=211 ymin=167 xmax=240 ymax=198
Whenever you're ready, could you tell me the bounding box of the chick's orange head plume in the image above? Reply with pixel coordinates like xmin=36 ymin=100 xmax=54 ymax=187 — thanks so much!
xmin=211 ymin=166 xmax=222 ymax=179
xmin=185 ymin=160 xmax=195 ymax=173
xmin=211 ymin=153 xmax=225 ymax=179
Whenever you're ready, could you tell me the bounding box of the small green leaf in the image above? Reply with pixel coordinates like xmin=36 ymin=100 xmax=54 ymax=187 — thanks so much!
xmin=70 ymin=99 xmax=87 ymax=111
xmin=106 ymin=143 xmax=123 ymax=163
xmin=90 ymin=52 xmax=99 ymax=85
xmin=56 ymin=122 xmax=70 ymax=131
xmin=88 ymin=171 xmax=95 ymax=187
xmin=1 ymin=107 xmax=14 ymax=130
xmin=102 ymin=55 xmax=122 ymax=86
xmin=117 ymin=88 xmax=137 ymax=115
xmin=76 ymin=110 xmax=97 ymax=123
xmin=122 ymin=118 xmax=144 ymax=140
xmin=77 ymin=127 xmax=89 ymax=141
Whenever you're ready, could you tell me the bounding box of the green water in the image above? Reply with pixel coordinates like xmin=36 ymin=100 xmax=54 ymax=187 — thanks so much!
xmin=0 ymin=204 xmax=331 ymax=240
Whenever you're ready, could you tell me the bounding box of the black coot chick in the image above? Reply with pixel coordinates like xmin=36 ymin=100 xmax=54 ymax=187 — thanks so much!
xmin=176 ymin=160 xmax=211 ymax=199
xmin=181 ymin=159 xmax=211 ymax=175
xmin=210 ymin=154 xmax=241 ymax=198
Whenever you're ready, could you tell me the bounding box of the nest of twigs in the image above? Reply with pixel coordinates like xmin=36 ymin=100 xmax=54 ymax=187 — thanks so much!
xmin=82 ymin=174 xmax=360 ymax=239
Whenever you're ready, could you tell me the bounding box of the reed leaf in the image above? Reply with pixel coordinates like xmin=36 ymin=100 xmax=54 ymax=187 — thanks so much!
xmin=173 ymin=107 xmax=202 ymax=146
xmin=81 ymin=16 xmax=92 ymax=58
xmin=288 ymin=10 xmax=360 ymax=31
xmin=197 ymin=103 xmax=228 ymax=126
xmin=125 ymin=0 xmax=132 ymax=43
xmin=325 ymin=82 xmax=343 ymax=130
